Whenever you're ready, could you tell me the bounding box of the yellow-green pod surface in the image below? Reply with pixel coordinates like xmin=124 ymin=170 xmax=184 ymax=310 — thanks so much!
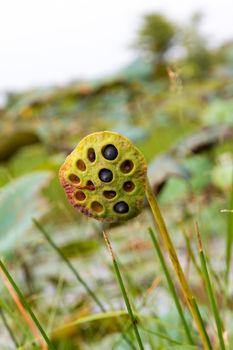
xmin=59 ymin=131 xmax=147 ymax=222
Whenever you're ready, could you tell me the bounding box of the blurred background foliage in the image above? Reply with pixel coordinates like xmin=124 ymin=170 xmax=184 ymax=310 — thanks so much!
xmin=0 ymin=11 xmax=233 ymax=350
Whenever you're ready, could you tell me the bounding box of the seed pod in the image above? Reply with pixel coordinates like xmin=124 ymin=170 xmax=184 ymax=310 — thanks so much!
xmin=59 ymin=131 xmax=147 ymax=222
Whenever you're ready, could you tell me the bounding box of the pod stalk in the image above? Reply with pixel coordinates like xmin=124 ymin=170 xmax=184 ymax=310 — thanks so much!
xmin=146 ymin=177 xmax=212 ymax=350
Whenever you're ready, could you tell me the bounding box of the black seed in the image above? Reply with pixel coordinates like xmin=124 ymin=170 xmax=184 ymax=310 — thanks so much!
xmin=99 ymin=169 xmax=113 ymax=182
xmin=103 ymin=144 xmax=118 ymax=160
xmin=114 ymin=201 xmax=129 ymax=214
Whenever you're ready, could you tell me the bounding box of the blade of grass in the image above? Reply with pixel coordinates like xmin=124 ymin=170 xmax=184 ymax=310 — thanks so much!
xmin=33 ymin=219 xmax=135 ymax=350
xmin=146 ymin=178 xmax=212 ymax=350
xmin=148 ymin=227 xmax=194 ymax=345
xmin=179 ymin=224 xmax=202 ymax=277
xmin=192 ymin=298 xmax=213 ymax=350
xmin=140 ymin=326 xmax=185 ymax=346
xmin=0 ymin=296 xmax=32 ymax=348
xmin=112 ymin=276 xmax=162 ymax=350
xmin=195 ymin=223 xmax=226 ymax=350
xmin=1 ymin=268 xmax=45 ymax=350
xmin=51 ymin=310 xmax=129 ymax=339
xmin=0 ymin=307 xmax=19 ymax=347
xmin=225 ymin=170 xmax=233 ymax=286
xmin=33 ymin=218 xmax=105 ymax=313
xmin=103 ymin=231 xmax=145 ymax=350
xmin=181 ymin=224 xmax=231 ymax=308
xmin=0 ymin=259 xmax=54 ymax=350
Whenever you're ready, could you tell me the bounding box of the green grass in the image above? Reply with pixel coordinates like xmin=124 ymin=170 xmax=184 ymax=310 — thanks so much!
xmin=149 ymin=227 xmax=194 ymax=345
xmin=0 ymin=259 xmax=54 ymax=349
xmin=196 ymin=224 xmax=226 ymax=350
xmin=225 ymin=172 xmax=233 ymax=286
xmin=103 ymin=231 xmax=144 ymax=350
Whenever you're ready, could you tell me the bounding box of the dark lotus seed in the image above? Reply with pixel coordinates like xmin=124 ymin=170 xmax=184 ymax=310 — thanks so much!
xmin=86 ymin=180 xmax=95 ymax=190
xmin=114 ymin=201 xmax=129 ymax=214
xmin=88 ymin=148 xmax=96 ymax=162
xmin=75 ymin=191 xmax=86 ymax=201
xmin=103 ymin=144 xmax=118 ymax=160
xmin=76 ymin=159 xmax=86 ymax=171
xmin=99 ymin=169 xmax=113 ymax=183
xmin=120 ymin=160 xmax=134 ymax=174
xmin=103 ymin=190 xmax=116 ymax=199
xmin=91 ymin=201 xmax=104 ymax=213
xmin=68 ymin=174 xmax=80 ymax=184
xmin=123 ymin=181 xmax=135 ymax=192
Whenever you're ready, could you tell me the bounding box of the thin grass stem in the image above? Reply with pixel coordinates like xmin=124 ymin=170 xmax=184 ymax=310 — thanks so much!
xmin=0 ymin=307 xmax=19 ymax=347
xmin=225 ymin=171 xmax=233 ymax=286
xmin=148 ymin=227 xmax=194 ymax=344
xmin=179 ymin=224 xmax=202 ymax=277
xmin=112 ymin=277 xmax=162 ymax=350
xmin=103 ymin=231 xmax=145 ymax=350
xmin=0 ymin=259 xmax=54 ymax=350
xmin=145 ymin=177 xmax=212 ymax=350
xmin=33 ymin=218 xmax=105 ymax=313
xmin=33 ymin=219 xmax=135 ymax=350
xmin=181 ymin=225 xmax=231 ymax=308
xmin=195 ymin=223 xmax=226 ymax=350
xmin=140 ymin=326 xmax=185 ymax=346
xmin=192 ymin=298 xmax=213 ymax=350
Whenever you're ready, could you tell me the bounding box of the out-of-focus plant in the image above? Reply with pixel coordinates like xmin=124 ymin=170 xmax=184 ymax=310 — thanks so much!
xmin=133 ymin=14 xmax=177 ymax=77
xmin=181 ymin=12 xmax=214 ymax=79
xmin=133 ymin=12 xmax=218 ymax=80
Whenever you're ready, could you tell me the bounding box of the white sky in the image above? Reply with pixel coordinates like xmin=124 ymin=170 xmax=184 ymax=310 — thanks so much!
xmin=0 ymin=0 xmax=233 ymax=92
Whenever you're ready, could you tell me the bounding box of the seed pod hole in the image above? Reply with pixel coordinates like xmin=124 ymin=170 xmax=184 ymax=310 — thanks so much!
xmin=75 ymin=191 xmax=86 ymax=201
xmin=68 ymin=174 xmax=80 ymax=184
xmin=99 ymin=169 xmax=113 ymax=183
xmin=103 ymin=190 xmax=116 ymax=199
xmin=76 ymin=159 xmax=86 ymax=171
xmin=120 ymin=160 xmax=134 ymax=174
xmin=114 ymin=201 xmax=129 ymax=214
xmin=91 ymin=201 xmax=104 ymax=213
xmin=86 ymin=180 xmax=95 ymax=191
xmin=123 ymin=181 xmax=135 ymax=192
xmin=102 ymin=144 xmax=118 ymax=160
xmin=88 ymin=148 xmax=96 ymax=162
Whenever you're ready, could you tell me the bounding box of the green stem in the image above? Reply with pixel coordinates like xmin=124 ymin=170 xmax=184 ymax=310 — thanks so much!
xmin=196 ymin=227 xmax=226 ymax=350
xmin=146 ymin=178 xmax=211 ymax=350
xmin=103 ymin=232 xmax=144 ymax=350
xmin=149 ymin=227 xmax=194 ymax=344
xmin=192 ymin=298 xmax=213 ymax=350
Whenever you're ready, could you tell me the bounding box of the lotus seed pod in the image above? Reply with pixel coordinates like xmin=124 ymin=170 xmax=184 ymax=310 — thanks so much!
xmin=59 ymin=131 xmax=147 ymax=222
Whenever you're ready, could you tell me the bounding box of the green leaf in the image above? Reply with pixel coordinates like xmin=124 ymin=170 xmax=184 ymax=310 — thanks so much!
xmin=0 ymin=171 xmax=52 ymax=254
xmin=165 ymin=346 xmax=197 ymax=350
xmin=202 ymin=100 xmax=233 ymax=125
xmin=211 ymin=157 xmax=233 ymax=191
